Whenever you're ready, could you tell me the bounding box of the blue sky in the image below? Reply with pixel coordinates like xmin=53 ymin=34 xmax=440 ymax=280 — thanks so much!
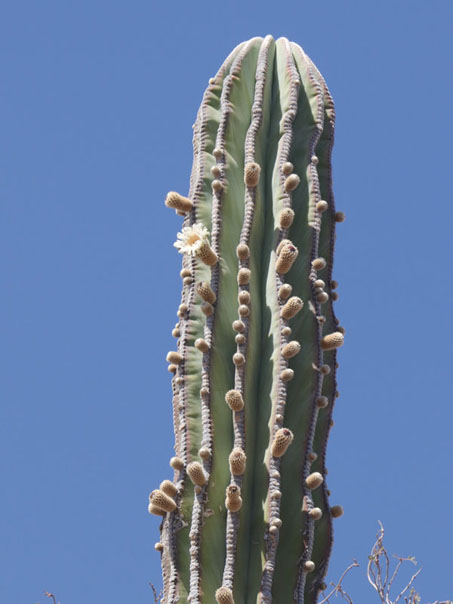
xmin=1 ymin=1 xmax=452 ymax=603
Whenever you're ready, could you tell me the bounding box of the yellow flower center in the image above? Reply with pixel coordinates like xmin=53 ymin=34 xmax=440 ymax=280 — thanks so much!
xmin=186 ymin=233 xmax=201 ymax=246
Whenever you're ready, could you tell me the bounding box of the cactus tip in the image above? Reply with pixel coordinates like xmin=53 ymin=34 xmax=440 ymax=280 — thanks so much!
xmin=149 ymin=489 xmax=177 ymax=512
xmin=195 ymin=338 xmax=209 ymax=353
xmin=166 ymin=351 xmax=183 ymax=365
xmin=237 ymin=268 xmax=251 ymax=285
xmin=305 ymin=472 xmax=324 ymax=490
xmin=148 ymin=502 xmax=166 ymax=516
xmin=212 ymin=179 xmax=224 ymax=192
xmin=309 ymin=507 xmax=323 ymax=520
xmin=284 ymin=173 xmax=300 ymax=192
xmin=282 ymin=161 xmax=293 ymax=175
xmin=177 ymin=303 xmax=188 ymax=318
xmin=244 ymin=161 xmax=261 ymax=187
xmin=225 ymin=390 xmax=245 ymax=411
xmin=316 ymin=199 xmax=329 ymax=213
xmin=280 ymin=296 xmax=303 ymax=320
xmin=196 ymin=281 xmax=217 ymax=304
xmin=316 ymin=396 xmax=329 ymax=409
xmin=331 ymin=505 xmax=344 ymax=518
xmin=170 ymin=456 xmax=184 ymax=471
xmin=187 ymin=461 xmax=207 ymax=486
xmin=271 ymin=427 xmax=294 ymax=457
xmin=280 ymin=368 xmax=295 ymax=382
xmin=279 ymin=207 xmax=295 ymax=229
xmin=278 ymin=283 xmax=292 ymax=300
xmin=165 ymin=191 xmax=193 ymax=214
xmin=238 ymin=304 xmax=250 ymax=317
xmin=159 ymin=479 xmax=178 ymax=497
xmin=229 ymin=447 xmax=246 ymax=475
xmin=282 ymin=340 xmax=301 ymax=359
xmin=215 ymin=586 xmax=234 ymax=604
xmin=276 ymin=243 xmax=299 ymax=274
xmin=236 ymin=242 xmax=250 ymax=260
xmin=320 ymin=331 xmax=344 ymax=351
xmin=238 ymin=290 xmax=251 ymax=305
xmin=232 ymin=320 xmax=245 ymax=333
xmin=312 ymin=257 xmax=327 ymax=271
xmin=233 ymin=352 xmax=245 ymax=366
xmin=199 ymin=446 xmax=211 ymax=460
xmin=201 ymin=301 xmax=214 ymax=316
xmin=225 ymin=484 xmax=243 ymax=512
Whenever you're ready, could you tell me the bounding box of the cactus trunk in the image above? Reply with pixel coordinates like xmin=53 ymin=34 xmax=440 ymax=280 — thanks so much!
xmin=151 ymin=35 xmax=344 ymax=604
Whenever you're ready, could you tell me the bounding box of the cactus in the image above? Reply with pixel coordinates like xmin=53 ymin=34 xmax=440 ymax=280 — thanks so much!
xmin=150 ymin=35 xmax=345 ymax=603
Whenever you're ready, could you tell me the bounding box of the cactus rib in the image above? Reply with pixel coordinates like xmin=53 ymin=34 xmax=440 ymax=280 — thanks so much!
xmin=221 ymin=34 xmax=274 ymax=595
xmin=186 ymin=39 xmax=255 ymax=604
xmin=259 ymin=37 xmax=302 ymax=604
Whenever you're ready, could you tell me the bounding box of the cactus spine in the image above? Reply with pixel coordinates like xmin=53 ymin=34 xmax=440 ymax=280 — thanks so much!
xmin=150 ymin=35 xmax=344 ymax=604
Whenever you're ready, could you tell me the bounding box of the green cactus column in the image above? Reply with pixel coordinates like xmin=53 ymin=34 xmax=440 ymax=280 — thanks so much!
xmin=149 ymin=35 xmax=345 ymax=604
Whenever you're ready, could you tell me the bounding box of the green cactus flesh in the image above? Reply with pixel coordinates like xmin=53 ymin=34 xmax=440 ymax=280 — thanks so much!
xmin=152 ymin=35 xmax=344 ymax=604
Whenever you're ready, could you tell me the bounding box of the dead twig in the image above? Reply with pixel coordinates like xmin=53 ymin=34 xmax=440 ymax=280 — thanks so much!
xmin=149 ymin=582 xmax=163 ymax=603
xmin=367 ymin=522 xmax=422 ymax=604
xmin=318 ymin=560 xmax=359 ymax=604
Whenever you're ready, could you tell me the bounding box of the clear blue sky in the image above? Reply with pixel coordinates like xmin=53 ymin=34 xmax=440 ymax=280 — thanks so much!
xmin=1 ymin=2 xmax=452 ymax=603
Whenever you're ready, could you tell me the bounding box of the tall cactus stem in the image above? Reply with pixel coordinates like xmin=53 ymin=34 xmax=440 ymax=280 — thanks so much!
xmin=152 ymin=35 xmax=342 ymax=604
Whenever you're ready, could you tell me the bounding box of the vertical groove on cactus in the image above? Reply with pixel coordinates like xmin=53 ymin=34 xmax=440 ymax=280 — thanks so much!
xmin=259 ymin=37 xmax=301 ymax=604
xmin=152 ymin=36 xmax=342 ymax=604
xmin=221 ymin=34 xmax=273 ymax=596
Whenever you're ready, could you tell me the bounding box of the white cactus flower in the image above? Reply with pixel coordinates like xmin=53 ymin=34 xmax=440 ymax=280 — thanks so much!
xmin=174 ymin=223 xmax=210 ymax=257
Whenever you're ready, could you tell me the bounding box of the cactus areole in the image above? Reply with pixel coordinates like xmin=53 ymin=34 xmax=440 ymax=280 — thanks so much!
xmin=150 ymin=36 xmax=345 ymax=604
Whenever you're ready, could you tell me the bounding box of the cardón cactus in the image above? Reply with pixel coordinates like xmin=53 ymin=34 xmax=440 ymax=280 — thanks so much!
xmin=149 ymin=35 xmax=345 ymax=604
